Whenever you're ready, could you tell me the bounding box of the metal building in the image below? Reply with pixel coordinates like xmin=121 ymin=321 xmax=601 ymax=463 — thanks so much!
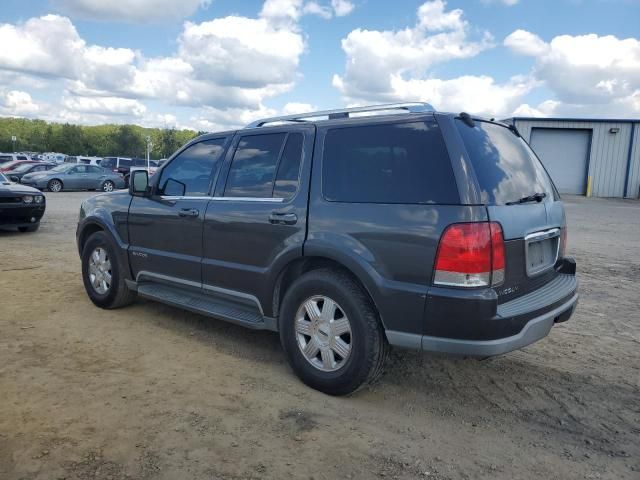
xmin=504 ymin=117 xmax=640 ymax=199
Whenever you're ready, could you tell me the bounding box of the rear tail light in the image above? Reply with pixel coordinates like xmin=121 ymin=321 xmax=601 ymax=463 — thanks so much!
xmin=434 ymin=222 xmax=505 ymax=288
xmin=559 ymin=226 xmax=567 ymax=257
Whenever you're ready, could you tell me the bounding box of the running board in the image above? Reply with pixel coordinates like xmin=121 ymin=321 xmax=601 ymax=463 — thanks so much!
xmin=136 ymin=282 xmax=276 ymax=331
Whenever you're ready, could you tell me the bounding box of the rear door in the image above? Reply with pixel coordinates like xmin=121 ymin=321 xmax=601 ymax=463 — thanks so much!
xmin=201 ymin=125 xmax=313 ymax=311
xmin=453 ymin=119 xmax=564 ymax=303
xmin=127 ymin=138 xmax=229 ymax=286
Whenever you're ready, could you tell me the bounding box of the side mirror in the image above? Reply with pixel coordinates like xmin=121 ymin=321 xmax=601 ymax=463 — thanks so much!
xmin=129 ymin=170 xmax=149 ymax=197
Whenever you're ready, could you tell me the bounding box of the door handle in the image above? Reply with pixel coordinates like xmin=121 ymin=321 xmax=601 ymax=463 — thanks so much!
xmin=269 ymin=212 xmax=298 ymax=225
xmin=178 ymin=208 xmax=200 ymax=218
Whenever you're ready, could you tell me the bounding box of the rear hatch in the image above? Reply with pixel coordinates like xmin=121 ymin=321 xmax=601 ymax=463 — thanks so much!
xmin=455 ymin=119 xmax=566 ymax=303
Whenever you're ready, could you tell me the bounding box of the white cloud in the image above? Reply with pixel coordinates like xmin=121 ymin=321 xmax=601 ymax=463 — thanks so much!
xmin=52 ymin=0 xmax=211 ymax=22
xmin=0 ymin=8 xmax=308 ymax=126
xmin=0 ymin=90 xmax=41 ymax=116
xmin=331 ymin=0 xmax=533 ymax=116
xmin=504 ymin=29 xmax=549 ymax=56
xmin=482 ymin=0 xmax=520 ymax=6
xmin=507 ymin=30 xmax=640 ymax=116
xmin=303 ymin=2 xmax=333 ymax=19
xmin=331 ymin=0 xmax=355 ymax=16
xmin=61 ymin=96 xmax=147 ymax=116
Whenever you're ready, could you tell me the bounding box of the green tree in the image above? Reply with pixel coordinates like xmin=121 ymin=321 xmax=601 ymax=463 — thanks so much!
xmin=114 ymin=125 xmax=145 ymax=158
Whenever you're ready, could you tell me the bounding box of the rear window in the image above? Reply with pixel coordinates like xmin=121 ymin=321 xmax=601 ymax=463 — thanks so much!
xmin=101 ymin=157 xmax=116 ymax=168
xmin=322 ymin=121 xmax=458 ymax=204
xmin=455 ymin=120 xmax=556 ymax=205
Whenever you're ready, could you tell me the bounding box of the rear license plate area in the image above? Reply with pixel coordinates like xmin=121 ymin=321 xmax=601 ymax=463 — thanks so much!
xmin=525 ymin=229 xmax=560 ymax=277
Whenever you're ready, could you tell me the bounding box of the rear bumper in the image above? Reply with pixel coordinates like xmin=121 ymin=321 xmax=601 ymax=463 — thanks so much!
xmin=386 ymin=258 xmax=578 ymax=356
xmin=417 ymin=292 xmax=577 ymax=356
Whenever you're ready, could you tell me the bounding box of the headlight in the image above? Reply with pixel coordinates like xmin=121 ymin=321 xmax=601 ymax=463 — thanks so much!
xmin=34 ymin=195 xmax=44 ymax=204
xmin=23 ymin=195 xmax=34 ymax=204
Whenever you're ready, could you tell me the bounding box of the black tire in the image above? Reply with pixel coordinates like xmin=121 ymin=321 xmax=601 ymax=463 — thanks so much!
xmin=47 ymin=179 xmax=63 ymax=192
xmin=279 ymin=268 xmax=388 ymax=396
xmin=81 ymin=231 xmax=136 ymax=309
xmin=18 ymin=224 xmax=39 ymax=233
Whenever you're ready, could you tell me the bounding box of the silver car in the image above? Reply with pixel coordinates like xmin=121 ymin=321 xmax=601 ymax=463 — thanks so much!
xmin=20 ymin=164 xmax=125 ymax=192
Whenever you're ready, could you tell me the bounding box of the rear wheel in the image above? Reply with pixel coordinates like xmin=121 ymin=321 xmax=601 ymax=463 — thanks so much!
xmin=101 ymin=180 xmax=115 ymax=192
xmin=81 ymin=231 xmax=136 ymax=309
xmin=47 ymin=179 xmax=63 ymax=192
xmin=279 ymin=269 xmax=388 ymax=395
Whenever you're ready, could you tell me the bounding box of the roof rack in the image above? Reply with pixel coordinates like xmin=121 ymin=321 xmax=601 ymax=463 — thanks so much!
xmin=245 ymin=102 xmax=435 ymax=128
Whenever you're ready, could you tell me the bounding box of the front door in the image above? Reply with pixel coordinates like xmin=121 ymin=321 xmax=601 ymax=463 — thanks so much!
xmin=127 ymin=137 xmax=229 ymax=287
xmin=202 ymin=125 xmax=313 ymax=312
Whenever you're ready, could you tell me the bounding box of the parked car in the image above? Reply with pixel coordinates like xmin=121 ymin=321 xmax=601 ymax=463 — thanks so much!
xmin=129 ymin=160 xmax=160 ymax=181
xmin=76 ymin=103 xmax=578 ymax=395
xmin=21 ymin=163 xmax=125 ymax=192
xmin=0 ymin=172 xmax=45 ymax=232
xmin=64 ymin=156 xmax=103 ymax=166
xmin=0 ymin=153 xmax=31 ymax=166
xmin=101 ymin=157 xmax=151 ymax=187
xmin=5 ymin=162 xmax=56 ymax=182
xmin=40 ymin=152 xmax=67 ymax=163
xmin=0 ymin=159 xmax=42 ymax=173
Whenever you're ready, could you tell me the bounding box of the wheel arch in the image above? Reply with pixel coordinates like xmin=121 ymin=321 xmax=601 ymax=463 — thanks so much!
xmin=271 ymin=254 xmax=388 ymax=330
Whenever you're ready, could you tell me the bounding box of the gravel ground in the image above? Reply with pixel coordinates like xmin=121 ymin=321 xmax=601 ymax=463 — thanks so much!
xmin=1 ymin=192 xmax=638 ymax=480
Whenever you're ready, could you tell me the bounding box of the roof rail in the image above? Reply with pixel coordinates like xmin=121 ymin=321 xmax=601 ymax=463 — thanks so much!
xmin=245 ymin=102 xmax=435 ymax=128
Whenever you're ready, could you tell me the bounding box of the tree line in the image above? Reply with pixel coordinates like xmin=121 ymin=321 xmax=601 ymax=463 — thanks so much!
xmin=0 ymin=117 xmax=202 ymax=159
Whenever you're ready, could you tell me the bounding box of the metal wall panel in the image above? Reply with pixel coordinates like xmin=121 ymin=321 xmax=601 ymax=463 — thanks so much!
xmin=513 ymin=119 xmax=638 ymax=198
xmin=626 ymin=123 xmax=640 ymax=199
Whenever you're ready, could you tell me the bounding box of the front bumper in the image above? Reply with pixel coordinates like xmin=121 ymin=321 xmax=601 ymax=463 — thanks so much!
xmin=0 ymin=203 xmax=46 ymax=228
xmin=386 ymin=258 xmax=578 ymax=356
xmin=20 ymin=178 xmax=47 ymax=189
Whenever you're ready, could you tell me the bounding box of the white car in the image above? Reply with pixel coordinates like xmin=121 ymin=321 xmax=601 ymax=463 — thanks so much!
xmin=0 ymin=153 xmax=31 ymax=167
xmin=64 ymin=156 xmax=103 ymax=166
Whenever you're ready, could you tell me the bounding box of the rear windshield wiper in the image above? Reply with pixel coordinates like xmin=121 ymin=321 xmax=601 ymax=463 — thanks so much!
xmin=506 ymin=192 xmax=546 ymax=205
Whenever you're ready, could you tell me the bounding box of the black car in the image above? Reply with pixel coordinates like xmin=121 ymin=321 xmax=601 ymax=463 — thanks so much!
xmin=76 ymin=103 xmax=578 ymax=395
xmin=0 ymin=172 xmax=45 ymax=232
xmin=101 ymin=157 xmax=154 ymax=187
xmin=6 ymin=162 xmax=56 ymax=182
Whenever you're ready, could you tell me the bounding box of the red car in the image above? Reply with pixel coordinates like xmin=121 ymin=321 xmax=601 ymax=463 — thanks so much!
xmin=0 ymin=160 xmax=41 ymax=173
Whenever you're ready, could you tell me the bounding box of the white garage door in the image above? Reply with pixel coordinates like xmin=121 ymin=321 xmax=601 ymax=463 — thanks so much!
xmin=530 ymin=128 xmax=591 ymax=195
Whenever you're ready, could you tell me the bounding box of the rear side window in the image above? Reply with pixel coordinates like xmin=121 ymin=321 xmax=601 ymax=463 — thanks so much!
xmin=224 ymin=133 xmax=286 ymax=198
xmin=101 ymin=157 xmax=116 ymax=169
xmin=322 ymin=121 xmax=458 ymax=204
xmin=456 ymin=120 xmax=556 ymax=205
xmin=273 ymin=133 xmax=303 ymax=199
xmin=119 ymin=158 xmax=132 ymax=167
xmin=158 ymin=138 xmax=226 ymax=196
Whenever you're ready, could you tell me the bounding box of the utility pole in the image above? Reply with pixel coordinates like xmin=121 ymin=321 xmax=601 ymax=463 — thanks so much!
xmin=145 ymin=136 xmax=152 ymax=171
xmin=11 ymin=135 xmax=16 ymax=152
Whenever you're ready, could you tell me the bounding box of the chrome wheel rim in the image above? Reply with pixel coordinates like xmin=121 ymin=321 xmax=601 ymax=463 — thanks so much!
xmin=295 ymin=296 xmax=352 ymax=372
xmin=50 ymin=180 xmax=61 ymax=192
xmin=88 ymin=247 xmax=112 ymax=295
xmin=103 ymin=181 xmax=114 ymax=192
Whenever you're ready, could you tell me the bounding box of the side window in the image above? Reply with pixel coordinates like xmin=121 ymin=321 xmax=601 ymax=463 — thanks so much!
xmin=273 ymin=133 xmax=303 ymax=199
xmin=119 ymin=159 xmax=132 ymax=167
xmin=34 ymin=165 xmax=45 ymax=172
xmin=75 ymin=165 xmax=88 ymax=173
xmin=134 ymin=158 xmax=146 ymax=166
xmin=17 ymin=155 xmax=27 ymax=160
xmin=88 ymin=166 xmax=102 ymax=174
xmin=322 ymin=121 xmax=459 ymax=204
xmin=157 ymin=138 xmax=227 ymax=197
xmin=224 ymin=133 xmax=286 ymax=198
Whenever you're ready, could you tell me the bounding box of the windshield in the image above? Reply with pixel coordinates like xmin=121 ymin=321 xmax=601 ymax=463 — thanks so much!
xmin=51 ymin=164 xmax=75 ymax=173
xmin=0 ymin=172 xmax=8 ymax=182
xmin=456 ymin=120 xmax=557 ymax=205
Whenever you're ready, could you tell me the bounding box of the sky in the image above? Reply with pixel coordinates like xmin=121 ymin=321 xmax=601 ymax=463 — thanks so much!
xmin=0 ymin=0 xmax=639 ymax=131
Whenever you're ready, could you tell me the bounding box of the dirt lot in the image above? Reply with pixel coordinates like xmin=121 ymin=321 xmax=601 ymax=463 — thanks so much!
xmin=1 ymin=192 xmax=638 ymax=480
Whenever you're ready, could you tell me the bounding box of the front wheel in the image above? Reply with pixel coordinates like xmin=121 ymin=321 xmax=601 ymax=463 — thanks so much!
xmin=101 ymin=180 xmax=115 ymax=192
xmin=47 ymin=179 xmax=63 ymax=192
xmin=279 ymin=269 xmax=388 ymax=396
xmin=81 ymin=231 xmax=136 ymax=309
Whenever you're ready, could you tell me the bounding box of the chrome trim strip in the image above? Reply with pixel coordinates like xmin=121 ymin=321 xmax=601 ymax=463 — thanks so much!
xmin=158 ymin=195 xmax=284 ymax=203
xmin=524 ymin=228 xmax=561 ymax=277
xmin=136 ymin=270 xmax=201 ymax=289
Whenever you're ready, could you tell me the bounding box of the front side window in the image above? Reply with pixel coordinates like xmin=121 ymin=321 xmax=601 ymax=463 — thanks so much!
xmin=322 ymin=121 xmax=459 ymax=204
xmin=157 ymin=138 xmax=227 ymax=197
xmin=224 ymin=133 xmax=286 ymax=198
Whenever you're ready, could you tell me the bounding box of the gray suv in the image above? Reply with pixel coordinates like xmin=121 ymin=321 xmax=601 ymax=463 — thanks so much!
xmin=76 ymin=103 xmax=578 ymax=395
